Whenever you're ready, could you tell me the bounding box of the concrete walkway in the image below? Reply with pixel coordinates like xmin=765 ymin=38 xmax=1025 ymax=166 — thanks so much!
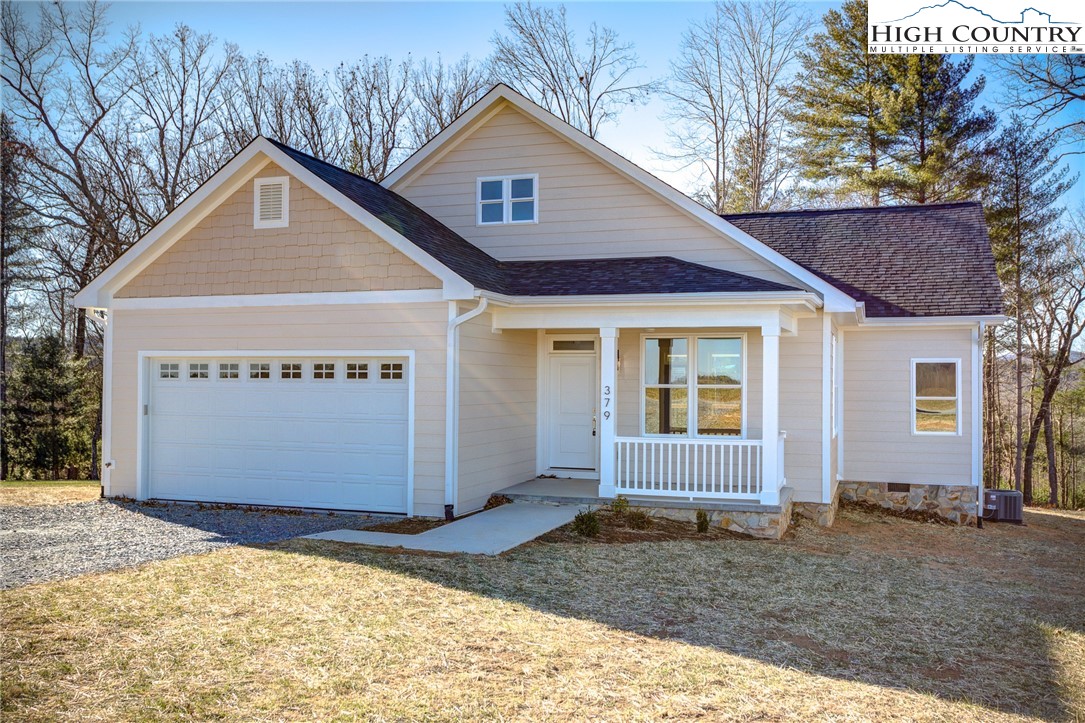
xmin=302 ymin=501 xmax=583 ymax=555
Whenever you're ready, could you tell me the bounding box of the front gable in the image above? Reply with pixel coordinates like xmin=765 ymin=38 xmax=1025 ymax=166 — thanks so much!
xmin=392 ymin=102 xmax=799 ymax=287
xmin=117 ymin=164 xmax=440 ymax=299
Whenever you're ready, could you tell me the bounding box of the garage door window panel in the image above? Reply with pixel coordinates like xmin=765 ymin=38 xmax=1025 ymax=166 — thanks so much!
xmin=281 ymin=362 xmax=302 ymax=380
xmin=250 ymin=363 xmax=270 ymax=379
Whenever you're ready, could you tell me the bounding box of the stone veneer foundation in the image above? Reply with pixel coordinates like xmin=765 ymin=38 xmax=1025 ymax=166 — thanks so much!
xmin=839 ymin=481 xmax=978 ymax=525
xmin=639 ymin=494 xmax=794 ymax=540
xmin=793 ymin=495 xmax=840 ymax=527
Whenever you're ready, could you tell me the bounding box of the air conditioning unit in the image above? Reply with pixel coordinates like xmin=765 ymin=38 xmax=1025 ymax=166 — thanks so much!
xmin=984 ymin=489 xmax=1024 ymax=524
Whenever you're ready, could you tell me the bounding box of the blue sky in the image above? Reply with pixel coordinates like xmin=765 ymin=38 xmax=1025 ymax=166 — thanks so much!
xmin=91 ymin=1 xmax=1084 ymax=200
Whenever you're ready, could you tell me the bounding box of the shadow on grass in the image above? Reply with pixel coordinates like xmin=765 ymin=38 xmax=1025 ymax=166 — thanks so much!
xmin=273 ymin=508 xmax=1084 ymax=721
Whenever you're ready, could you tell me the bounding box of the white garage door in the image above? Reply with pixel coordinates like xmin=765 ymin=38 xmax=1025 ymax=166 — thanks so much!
xmin=147 ymin=355 xmax=410 ymax=513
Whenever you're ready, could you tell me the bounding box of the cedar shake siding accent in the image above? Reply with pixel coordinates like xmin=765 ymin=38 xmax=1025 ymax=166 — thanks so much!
xmin=117 ymin=164 xmax=440 ymax=299
xmin=395 ymin=104 xmax=800 ymax=287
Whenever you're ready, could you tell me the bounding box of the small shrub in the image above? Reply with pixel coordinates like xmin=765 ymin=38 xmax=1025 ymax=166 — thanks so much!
xmin=627 ymin=509 xmax=652 ymax=530
xmin=609 ymin=495 xmax=630 ymax=518
xmin=571 ymin=509 xmax=601 ymax=537
xmin=696 ymin=509 xmax=710 ymax=533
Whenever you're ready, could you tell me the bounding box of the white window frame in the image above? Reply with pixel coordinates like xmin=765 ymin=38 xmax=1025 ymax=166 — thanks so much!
xmin=639 ymin=333 xmax=747 ymax=439
xmin=911 ymin=358 xmax=962 ymax=436
xmin=253 ymin=177 xmax=289 ymax=229
xmin=476 ymin=174 xmax=538 ymax=225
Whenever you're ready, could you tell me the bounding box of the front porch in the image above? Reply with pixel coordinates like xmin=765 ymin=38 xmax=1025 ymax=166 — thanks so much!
xmin=498 ymin=476 xmax=795 ymax=515
xmin=496 ymin=476 xmax=796 ymax=540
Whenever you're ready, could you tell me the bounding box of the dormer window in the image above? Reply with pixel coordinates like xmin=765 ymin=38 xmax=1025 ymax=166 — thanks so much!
xmin=477 ymin=175 xmax=537 ymax=225
xmin=254 ymin=177 xmax=289 ymax=228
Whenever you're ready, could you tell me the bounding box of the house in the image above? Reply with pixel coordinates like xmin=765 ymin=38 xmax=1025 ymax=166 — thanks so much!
xmin=73 ymin=85 xmax=1004 ymax=538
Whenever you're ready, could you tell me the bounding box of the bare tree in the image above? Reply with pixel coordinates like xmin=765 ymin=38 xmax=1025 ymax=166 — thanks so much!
xmin=1 ymin=0 xmax=137 ymax=355
xmin=993 ymin=55 xmax=1084 ymax=157
xmin=489 ymin=2 xmax=653 ymax=138
xmin=409 ymin=55 xmax=487 ymax=148
xmin=662 ymin=0 xmax=803 ymax=213
xmin=336 ymin=55 xmax=412 ymax=181
xmin=718 ymin=0 xmax=804 ymax=211
xmin=216 ymin=54 xmax=344 ymax=163
xmin=125 ymin=24 xmax=239 ymax=222
xmin=658 ymin=4 xmax=739 ymax=213
xmin=1021 ymin=217 xmax=1085 ymax=505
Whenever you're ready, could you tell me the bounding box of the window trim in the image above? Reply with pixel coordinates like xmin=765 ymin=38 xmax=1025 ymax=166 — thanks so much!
xmin=476 ymin=174 xmax=539 ymax=226
xmin=639 ymin=333 xmax=747 ymax=439
xmin=253 ymin=176 xmax=289 ymax=229
xmin=910 ymin=358 xmax=962 ymax=436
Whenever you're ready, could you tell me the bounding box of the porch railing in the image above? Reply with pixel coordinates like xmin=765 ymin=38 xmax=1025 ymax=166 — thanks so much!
xmin=615 ymin=436 xmax=771 ymax=500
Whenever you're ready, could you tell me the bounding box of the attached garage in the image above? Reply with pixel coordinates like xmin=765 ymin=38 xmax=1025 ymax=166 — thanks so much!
xmin=143 ymin=353 xmax=413 ymax=513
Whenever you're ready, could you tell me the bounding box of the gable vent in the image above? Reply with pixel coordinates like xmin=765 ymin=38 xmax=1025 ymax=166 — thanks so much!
xmin=254 ymin=177 xmax=289 ymax=228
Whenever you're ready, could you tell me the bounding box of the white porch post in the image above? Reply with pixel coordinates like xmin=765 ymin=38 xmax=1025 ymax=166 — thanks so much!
xmin=598 ymin=328 xmax=618 ymax=498
xmin=760 ymin=327 xmax=781 ymax=506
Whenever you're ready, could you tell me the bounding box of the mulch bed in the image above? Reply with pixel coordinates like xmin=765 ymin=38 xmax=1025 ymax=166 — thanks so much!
xmin=537 ymin=508 xmax=755 ymax=544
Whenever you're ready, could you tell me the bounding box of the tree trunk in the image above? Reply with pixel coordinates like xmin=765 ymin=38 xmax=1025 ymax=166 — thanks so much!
xmin=1014 ymin=265 xmax=1024 ymax=494
xmin=1044 ymin=406 xmax=1058 ymax=506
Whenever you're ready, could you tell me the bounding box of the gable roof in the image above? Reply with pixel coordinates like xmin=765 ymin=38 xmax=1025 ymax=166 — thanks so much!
xmin=272 ymin=141 xmax=797 ymax=297
xmin=382 ymin=84 xmax=859 ymax=312
xmin=721 ymin=202 xmax=1003 ymax=318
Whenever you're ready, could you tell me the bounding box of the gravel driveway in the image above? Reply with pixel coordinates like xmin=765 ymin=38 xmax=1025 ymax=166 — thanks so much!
xmin=0 ymin=500 xmax=388 ymax=589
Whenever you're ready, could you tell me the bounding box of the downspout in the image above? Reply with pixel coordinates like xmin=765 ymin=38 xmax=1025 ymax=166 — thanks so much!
xmin=975 ymin=321 xmax=985 ymax=529
xmin=444 ymin=297 xmax=489 ymax=519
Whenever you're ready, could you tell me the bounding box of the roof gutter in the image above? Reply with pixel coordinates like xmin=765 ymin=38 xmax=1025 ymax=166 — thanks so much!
xmin=444 ymin=296 xmax=489 ymax=518
xmin=478 ymin=290 xmax=823 ymax=310
xmin=856 ymin=314 xmax=1008 ymax=327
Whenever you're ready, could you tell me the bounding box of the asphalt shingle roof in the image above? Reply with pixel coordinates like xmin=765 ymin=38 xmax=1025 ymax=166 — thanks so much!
xmin=274 ymin=140 xmax=1001 ymax=315
xmin=271 ymin=139 xmax=797 ymax=297
xmin=722 ymin=202 xmax=1004 ymax=318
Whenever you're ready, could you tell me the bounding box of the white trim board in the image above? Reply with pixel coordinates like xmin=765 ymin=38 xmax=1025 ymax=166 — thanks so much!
xmin=112 ymin=289 xmax=445 ymax=310
xmin=383 ymin=85 xmax=858 ymax=313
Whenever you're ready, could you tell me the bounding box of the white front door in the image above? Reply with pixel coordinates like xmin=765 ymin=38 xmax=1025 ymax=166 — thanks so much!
xmin=548 ymin=354 xmax=598 ymax=470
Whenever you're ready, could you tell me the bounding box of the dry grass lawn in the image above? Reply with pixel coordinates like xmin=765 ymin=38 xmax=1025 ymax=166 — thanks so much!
xmin=2 ymin=503 xmax=1083 ymax=721
xmin=0 ymin=480 xmax=99 ymax=506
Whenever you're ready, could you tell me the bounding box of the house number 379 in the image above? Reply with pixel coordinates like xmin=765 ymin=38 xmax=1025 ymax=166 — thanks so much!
xmin=602 ymin=385 xmax=612 ymax=420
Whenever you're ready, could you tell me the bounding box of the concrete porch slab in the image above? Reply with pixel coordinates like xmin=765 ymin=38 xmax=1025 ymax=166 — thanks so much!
xmin=301 ymin=501 xmax=584 ymax=555
xmin=499 ymin=478 xmax=794 ymax=514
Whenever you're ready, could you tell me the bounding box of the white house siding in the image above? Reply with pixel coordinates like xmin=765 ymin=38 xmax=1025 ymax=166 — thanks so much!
xmin=780 ymin=316 xmax=825 ymax=503
xmin=108 ymin=303 xmax=449 ymax=517
xmin=843 ymin=326 xmax=973 ymax=485
xmin=395 ymin=105 xmax=800 ymax=287
xmin=456 ymin=310 xmax=537 ymax=513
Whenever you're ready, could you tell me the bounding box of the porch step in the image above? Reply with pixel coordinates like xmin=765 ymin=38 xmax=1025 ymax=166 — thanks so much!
xmin=498 ymin=478 xmax=794 ymax=515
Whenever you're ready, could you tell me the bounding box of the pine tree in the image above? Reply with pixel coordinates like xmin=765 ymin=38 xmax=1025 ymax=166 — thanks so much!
xmin=884 ymin=55 xmax=996 ymax=204
xmin=1 ymin=113 xmax=40 ymax=479
xmin=984 ymin=117 xmax=1075 ymax=504
xmin=787 ymin=0 xmax=897 ymax=206
xmin=2 ymin=335 xmax=93 ymax=480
